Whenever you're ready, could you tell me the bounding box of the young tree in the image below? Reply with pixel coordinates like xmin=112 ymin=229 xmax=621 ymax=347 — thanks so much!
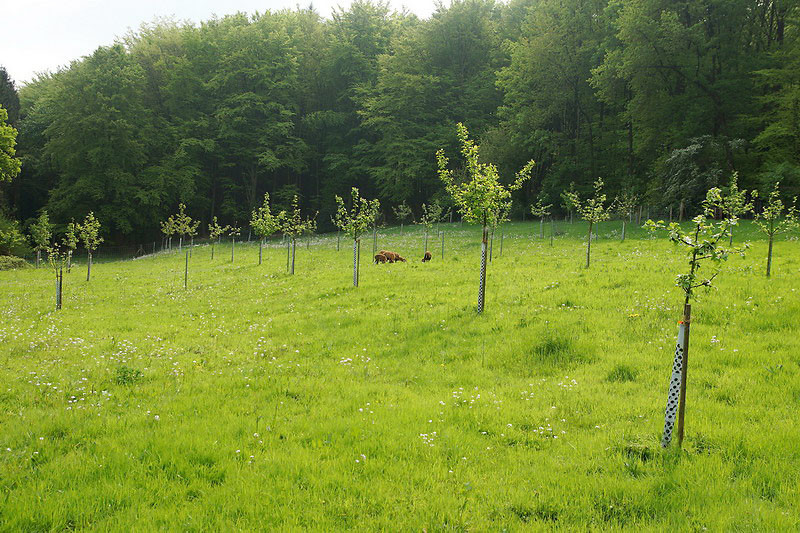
xmin=30 ymin=210 xmax=52 ymax=268
xmin=419 ymin=202 xmax=442 ymax=254
xmin=489 ymin=200 xmax=510 ymax=261
xmin=77 ymin=212 xmax=103 ymax=281
xmin=530 ymin=194 xmax=552 ymax=239
xmin=721 ymin=172 xmax=753 ymax=246
xmin=64 ymin=220 xmax=78 ymax=272
xmin=560 ymin=182 xmax=577 ymax=224
xmin=393 ymin=202 xmax=412 ymax=233
xmin=752 ymin=182 xmax=798 ymax=277
xmin=208 ymin=217 xmax=230 ymax=261
xmin=160 ymin=216 xmax=177 ymax=251
xmin=229 ymin=224 xmax=241 ymax=263
xmin=564 ymin=178 xmax=611 ymax=268
xmin=251 ymin=193 xmax=281 ymax=266
xmin=280 ymin=196 xmax=315 ymax=275
xmin=613 ymin=191 xmax=638 ymax=242
xmin=304 ymin=213 xmax=318 ymax=250
xmin=334 ymin=187 xmax=380 ymax=287
xmin=437 ymin=123 xmax=534 ymax=313
xmin=47 ymin=242 xmax=69 ymax=310
xmin=171 ymin=203 xmax=198 ymax=250
xmin=645 ymin=188 xmax=744 ymax=449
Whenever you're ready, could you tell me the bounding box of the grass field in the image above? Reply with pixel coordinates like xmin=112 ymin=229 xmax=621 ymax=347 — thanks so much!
xmin=1 ymin=220 xmax=799 ymax=530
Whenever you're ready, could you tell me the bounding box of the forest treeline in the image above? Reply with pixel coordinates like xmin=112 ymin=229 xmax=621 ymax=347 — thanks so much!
xmin=1 ymin=0 xmax=798 ymax=243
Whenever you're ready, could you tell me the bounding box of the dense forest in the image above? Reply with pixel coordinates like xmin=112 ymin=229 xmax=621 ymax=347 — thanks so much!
xmin=1 ymin=0 xmax=799 ymax=244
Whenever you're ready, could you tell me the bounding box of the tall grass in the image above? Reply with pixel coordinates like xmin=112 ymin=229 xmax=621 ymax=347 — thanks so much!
xmin=0 ymin=221 xmax=797 ymax=529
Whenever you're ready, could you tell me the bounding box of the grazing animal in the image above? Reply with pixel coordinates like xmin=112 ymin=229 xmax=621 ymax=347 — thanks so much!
xmin=380 ymin=250 xmax=405 ymax=263
xmin=422 ymin=251 xmax=432 ymax=262
xmin=374 ymin=253 xmax=387 ymax=264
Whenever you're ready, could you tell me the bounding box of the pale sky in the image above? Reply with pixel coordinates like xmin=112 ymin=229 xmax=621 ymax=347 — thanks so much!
xmin=1 ymin=0 xmax=439 ymax=86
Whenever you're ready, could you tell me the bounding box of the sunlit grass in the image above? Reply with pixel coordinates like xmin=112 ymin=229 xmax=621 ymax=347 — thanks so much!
xmin=1 ymin=220 xmax=798 ymax=530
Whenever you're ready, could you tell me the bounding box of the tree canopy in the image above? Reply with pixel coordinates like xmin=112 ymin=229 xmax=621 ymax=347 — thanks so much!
xmin=3 ymin=0 xmax=798 ymax=242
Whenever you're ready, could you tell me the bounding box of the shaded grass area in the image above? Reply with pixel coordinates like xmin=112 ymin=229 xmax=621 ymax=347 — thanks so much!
xmin=0 ymin=220 xmax=798 ymax=530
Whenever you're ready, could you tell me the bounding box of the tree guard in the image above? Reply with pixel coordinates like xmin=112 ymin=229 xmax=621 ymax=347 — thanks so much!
xmin=662 ymin=305 xmax=691 ymax=448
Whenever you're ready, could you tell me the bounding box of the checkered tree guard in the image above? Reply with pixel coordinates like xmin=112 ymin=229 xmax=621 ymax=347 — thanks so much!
xmin=477 ymin=238 xmax=487 ymax=313
xmin=662 ymin=322 xmax=686 ymax=447
xmin=353 ymin=239 xmax=359 ymax=287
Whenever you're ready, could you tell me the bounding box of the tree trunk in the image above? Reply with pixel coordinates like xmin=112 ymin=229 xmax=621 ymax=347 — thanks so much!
xmin=489 ymin=227 xmax=494 ymax=262
xmin=286 ymin=239 xmax=290 ymax=271
xmin=767 ymin=233 xmax=773 ymax=277
xmin=179 ymin=236 xmax=182 ymax=251
xmin=622 ymin=221 xmax=626 ymax=242
xmin=291 ymin=239 xmax=296 ymax=275
xmin=586 ymin=222 xmax=592 ymax=268
xmin=67 ymin=251 xmax=72 ymax=273
xmin=231 ymin=238 xmax=235 ymax=263
xmin=477 ymin=225 xmax=488 ymax=314
xmin=259 ymin=240 xmax=263 ymax=265
xmin=539 ymin=217 xmax=544 ymax=238
xmin=55 ymin=267 xmax=63 ymax=310
xmin=424 ymin=229 xmax=428 ymax=254
xmin=36 ymin=250 xmax=40 ymax=268
xmin=211 ymin=244 xmax=215 ymax=261
xmin=87 ymin=252 xmax=92 ymax=281
xmin=353 ymin=238 xmax=360 ymax=287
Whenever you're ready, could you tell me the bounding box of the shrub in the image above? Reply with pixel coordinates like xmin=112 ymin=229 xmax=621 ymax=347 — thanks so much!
xmin=0 ymin=255 xmax=28 ymax=270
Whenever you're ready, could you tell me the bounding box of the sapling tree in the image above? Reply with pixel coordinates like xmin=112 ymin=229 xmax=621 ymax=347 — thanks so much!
xmin=489 ymin=199 xmax=511 ymax=261
xmin=752 ymin=182 xmax=798 ymax=277
xmin=530 ymin=194 xmax=552 ymax=239
xmin=613 ymin=191 xmax=638 ymax=242
xmin=171 ymin=203 xmax=198 ymax=250
xmin=719 ymin=172 xmax=753 ymax=246
xmin=77 ymin=212 xmax=103 ymax=281
xmin=208 ymin=217 xmax=230 ymax=260
xmin=334 ymin=187 xmax=380 ymax=287
xmin=564 ymin=178 xmax=611 ymax=268
xmin=331 ymin=215 xmax=341 ymax=251
xmin=645 ymin=188 xmax=745 ymax=449
xmin=47 ymin=242 xmax=69 ymax=310
xmin=561 ymin=182 xmax=577 ymax=224
xmin=370 ymin=209 xmax=380 ymax=256
xmin=437 ymin=122 xmax=534 ymax=313
xmin=228 ymin=224 xmax=241 ymax=263
xmin=64 ymin=220 xmax=78 ymax=272
xmin=305 ymin=212 xmax=318 ymax=250
xmin=251 ymin=193 xmax=281 ymax=266
xmin=281 ymin=195 xmax=315 ymax=275
xmin=420 ymin=202 xmax=442 ymax=254
xmin=30 ymin=210 xmax=51 ymax=268
xmin=160 ymin=215 xmax=177 ymax=251
xmin=393 ymin=202 xmax=412 ymax=233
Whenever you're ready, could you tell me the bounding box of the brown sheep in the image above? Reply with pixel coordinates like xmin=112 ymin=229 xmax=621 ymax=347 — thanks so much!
xmin=422 ymin=251 xmax=432 ymax=262
xmin=380 ymin=250 xmax=405 ymax=263
xmin=374 ymin=253 xmax=387 ymax=264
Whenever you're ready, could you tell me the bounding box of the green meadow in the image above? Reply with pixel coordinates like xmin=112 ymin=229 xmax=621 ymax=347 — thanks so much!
xmin=1 ymin=221 xmax=798 ymax=531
